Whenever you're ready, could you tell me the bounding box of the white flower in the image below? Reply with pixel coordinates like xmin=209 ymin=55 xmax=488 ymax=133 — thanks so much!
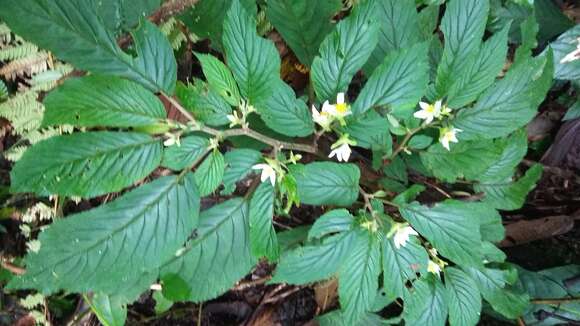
xmin=252 ymin=163 xmax=276 ymax=186
xmin=328 ymin=143 xmax=351 ymax=162
xmin=150 ymin=284 xmax=163 ymax=291
xmin=325 ymin=93 xmax=352 ymax=119
xmin=393 ymin=225 xmax=419 ymax=249
xmin=312 ymin=104 xmax=333 ymax=130
xmin=26 ymin=240 xmax=41 ymax=253
xmin=427 ymin=260 xmax=442 ymax=275
xmin=414 ymin=100 xmax=442 ymax=124
xmin=163 ymin=133 xmax=180 ymax=147
xmin=226 ymin=111 xmax=243 ymax=128
xmin=439 ymin=127 xmax=462 ymax=151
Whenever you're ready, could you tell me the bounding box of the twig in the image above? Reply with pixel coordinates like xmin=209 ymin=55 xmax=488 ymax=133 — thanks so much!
xmin=386 ymin=126 xmax=424 ymax=161
xmin=233 ymin=276 xmax=272 ymax=291
xmin=0 ymin=259 xmax=25 ymax=275
xmin=197 ymin=303 xmax=203 ymax=326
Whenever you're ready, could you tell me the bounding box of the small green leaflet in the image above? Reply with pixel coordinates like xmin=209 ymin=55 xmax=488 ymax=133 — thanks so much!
xmin=222 ymin=148 xmax=263 ymax=195
xmin=175 ymin=81 xmax=232 ymax=127
xmin=266 ymin=0 xmax=341 ymax=66
xmin=338 ymin=230 xmax=381 ymax=324
xmin=0 ymin=0 xmax=176 ymax=93
xmin=445 ymin=267 xmax=482 ymax=326
xmin=308 ymin=209 xmax=354 ymax=241
xmin=43 ymin=75 xmax=166 ymax=128
xmin=353 ymin=42 xmax=429 ymax=118
xmin=311 ymin=0 xmax=379 ymax=101
xmin=8 ymin=174 xmax=200 ymax=300
xmin=162 ymin=136 xmax=209 ymax=171
xmin=475 ymin=164 xmax=543 ymax=211
xmin=364 ymin=0 xmax=421 ymax=74
xmin=194 ymin=149 xmax=225 ymax=196
xmin=292 ymin=162 xmax=360 ymax=207
xmin=195 ymin=53 xmax=241 ymax=106
xmin=249 ymin=182 xmax=279 ymax=261
xmin=454 ymin=51 xmax=554 ymax=140
xmin=403 ymin=276 xmax=448 ymax=326
xmin=88 ymin=293 xmax=127 ymax=326
xmin=222 ymin=0 xmax=279 ymax=106
xmin=399 ymin=200 xmax=482 ymax=266
xmin=161 ymin=198 xmax=256 ymax=302
xmin=434 ymin=0 xmax=489 ymax=98
xmin=382 ymin=238 xmax=428 ymax=301
xmin=11 ymin=132 xmax=162 ymax=198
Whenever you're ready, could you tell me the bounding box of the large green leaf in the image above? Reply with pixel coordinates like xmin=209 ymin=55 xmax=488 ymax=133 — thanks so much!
xmin=382 ymin=238 xmax=429 ymax=301
xmin=222 ymin=0 xmax=279 ymax=106
xmin=550 ymin=24 xmax=580 ymax=81
xmin=534 ymin=0 xmax=575 ymax=44
xmin=338 ymin=230 xmax=381 ymax=324
xmin=463 ymin=266 xmax=530 ymax=319
xmin=162 ymin=136 xmax=209 ymax=171
xmin=338 ymin=111 xmax=391 ymax=150
xmin=8 ymin=174 xmax=200 ymax=300
xmin=259 ymin=81 xmax=314 ymax=137
xmin=0 ymin=1 xmax=176 ymax=93
xmin=195 ymin=53 xmax=241 ymax=106
xmin=249 ymin=182 xmax=279 ymax=261
xmin=445 ymin=267 xmax=482 ymax=326
xmin=420 ymin=140 xmax=502 ymax=183
xmin=266 ymin=0 xmax=341 ymax=66
xmin=477 ymin=130 xmax=528 ymax=183
xmin=11 ymin=132 xmax=162 ymax=198
xmin=308 ymin=209 xmax=354 ymax=241
xmin=89 ymin=293 xmax=127 ymax=326
xmin=475 ymin=164 xmax=543 ymax=211
xmin=353 ymin=43 xmax=429 ymax=117
xmin=434 ymin=0 xmax=489 ymax=97
xmin=311 ymin=0 xmax=379 ymax=101
xmin=194 ymin=149 xmax=225 ymax=196
xmin=222 ymin=148 xmax=263 ymax=195
xmin=292 ymin=162 xmax=360 ymax=207
xmin=403 ymin=276 xmax=448 ymax=326
xmin=175 ymin=81 xmax=232 ymax=127
xmin=43 ymin=75 xmax=166 ymax=128
xmin=399 ymin=200 xmax=482 ymax=266
xmin=364 ymin=0 xmax=421 ymax=74
xmin=447 ymin=25 xmax=510 ymax=109
xmin=454 ymin=52 xmax=553 ymax=140
xmin=272 ymin=232 xmax=353 ymax=284
xmin=161 ymin=198 xmax=256 ymax=302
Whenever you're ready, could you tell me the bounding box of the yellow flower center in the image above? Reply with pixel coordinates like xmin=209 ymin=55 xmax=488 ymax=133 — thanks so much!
xmin=336 ymin=103 xmax=348 ymax=114
xmin=426 ymin=105 xmax=435 ymax=113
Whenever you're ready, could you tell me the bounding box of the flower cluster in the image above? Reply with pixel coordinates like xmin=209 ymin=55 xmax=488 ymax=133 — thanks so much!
xmin=414 ymin=100 xmax=461 ymax=151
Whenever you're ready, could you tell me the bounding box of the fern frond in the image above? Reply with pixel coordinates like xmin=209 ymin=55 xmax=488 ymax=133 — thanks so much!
xmin=0 ymin=42 xmax=38 ymax=61
xmin=0 ymin=51 xmax=49 ymax=80
xmin=0 ymin=91 xmax=43 ymax=134
xmin=159 ymin=18 xmax=187 ymax=50
xmin=0 ymin=23 xmax=12 ymax=45
xmin=4 ymin=145 xmax=27 ymax=161
xmin=0 ymin=79 xmax=7 ymax=101
xmin=29 ymin=63 xmax=73 ymax=92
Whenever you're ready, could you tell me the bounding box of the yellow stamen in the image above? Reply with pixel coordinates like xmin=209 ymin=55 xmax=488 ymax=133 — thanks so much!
xmin=336 ymin=103 xmax=348 ymax=114
xmin=426 ymin=105 xmax=435 ymax=113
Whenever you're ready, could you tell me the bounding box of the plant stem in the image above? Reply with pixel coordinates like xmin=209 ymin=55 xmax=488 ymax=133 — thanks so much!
xmin=387 ymin=126 xmax=424 ymax=161
xmin=161 ymin=93 xmax=318 ymax=154
xmin=531 ymin=297 xmax=580 ymax=305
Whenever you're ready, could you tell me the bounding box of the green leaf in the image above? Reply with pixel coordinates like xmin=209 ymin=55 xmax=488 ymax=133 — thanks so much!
xmin=534 ymin=0 xmax=575 ymax=44
xmin=403 ymin=276 xmax=448 ymax=326
xmin=317 ymin=310 xmax=390 ymax=326
xmin=382 ymin=237 xmax=429 ymax=300
xmin=259 ymin=81 xmax=314 ymax=137
xmin=338 ymin=111 xmax=390 ymax=149
xmin=272 ymin=232 xmax=353 ymax=284
xmin=292 ymin=162 xmax=360 ymax=207
xmin=564 ymin=100 xmax=580 ymax=121
xmin=175 ymin=81 xmax=232 ymax=127
xmin=43 ymin=75 xmax=166 ymax=128
xmin=475 ymin=164 xmax=543 ymax=211
xmin=464 ymin=266 xmax=530 ymax=319
xmin=222 ymin=148 xmax=263 ymax=195
xmin=249 ymin=182 xmax=279 ymax=261
xmin=399 ymin=200 xmax=482 ymax=266
xmin=11 ymin=132 xmax=162 ymax=198
xmin=195 ymin=53 xmax=241 ymax=106
xmin=417 ymin=5 xmax=440 ymax=41
xmin=478 ymin=206 xmax=505 ymax=243
xmin=0 ymin=1 xmax=176 ymax=93
xmin=550 ymin=24 xmax=580 ymax=81
xmin=162 ymin=136 xmax=209 ymax=171
xmin=392 ymin=184 xmax=426 ymax=206
xmin=447 ymin=25 xmax=510 ymax=109
xmin=308 ymin=209 xmax=354 ymax=240
xmin=223 ymin=0 xmax=279 ymax=106
xmin=445 ymin=267 xmax=482 ymax=326
xmin=364 ymin=0 xmax=421 ymax=74
xmin=89 ymin=293 xmax=127 ymax=326
xmin=353 ymin=43 xmax=429 ymax=117
xmin=420 ymin=140 xmax=502 ymax=183
xmin=513 ymin=15 xmax=539 ymax=66
xmin=152 ymin=291 xmax=173 ymax=315
xmin=161 ymin=273 xmax=192 ymax=301
xmin=311 ymin=0 xmax=380 ymax=101
xmin=338 ymin=230 xmax=381 ymax=324
xmin=278 ymin=226 xmax=310 ymax=251
xmin=194 ymin=149 xmax=225 ymax=196
xmin=454 ymin=52 xmax=554 ymax=140
xmin=266 ymin=0 xmax=341 ymax=66
xmin=161 ymin=198 xmax=256 ymax=302
xmin=408 ymin=135 xmax=433 ymax=150
xmin=477 ymin=130 xmax=528 ymax=183
xmin=434 ymin=0 xmax=489 ymax=98
xmin=8 ymin=174 xmax=200 ymax=300
xmin=481 ymin=242 xmax=506 ymax=263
